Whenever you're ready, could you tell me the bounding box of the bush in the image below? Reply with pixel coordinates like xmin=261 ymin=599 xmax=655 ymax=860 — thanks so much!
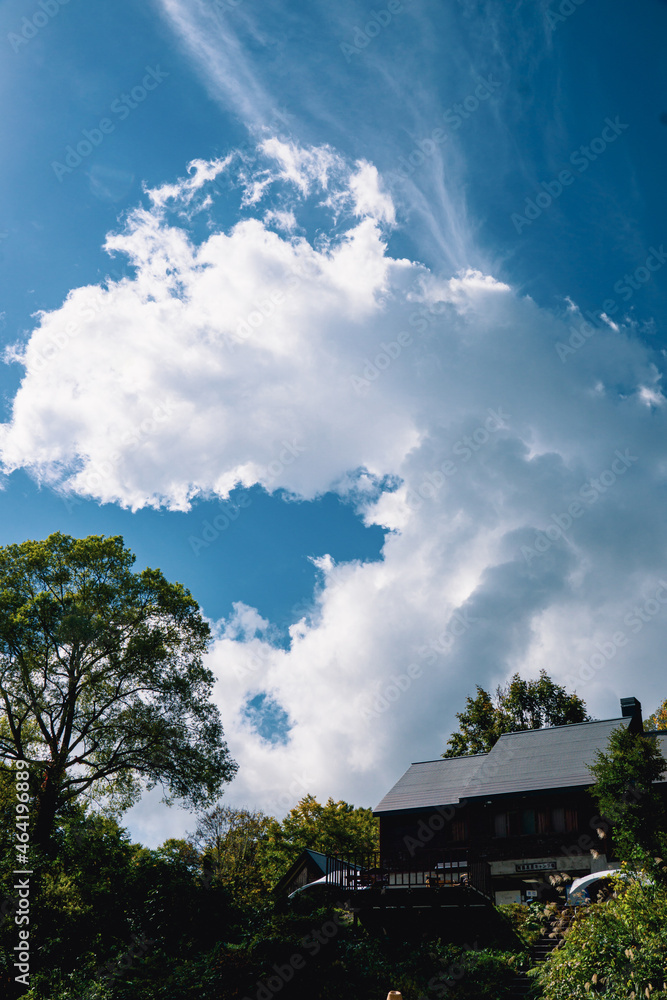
xmin=534 ymin=873 xmax=667 ymax=999
xmin=497 ymin=900 xmax=552 ymax=947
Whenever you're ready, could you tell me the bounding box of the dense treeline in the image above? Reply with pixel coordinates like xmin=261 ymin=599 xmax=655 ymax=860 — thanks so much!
xmin=5 ymin=785 xmax=666 ymax=1000
xmin=0 ymin=791 xmax=523 ymax=999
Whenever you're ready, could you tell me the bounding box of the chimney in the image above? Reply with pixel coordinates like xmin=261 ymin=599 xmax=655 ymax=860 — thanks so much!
xmin=620 ymin=697 xmax=643 ymax=734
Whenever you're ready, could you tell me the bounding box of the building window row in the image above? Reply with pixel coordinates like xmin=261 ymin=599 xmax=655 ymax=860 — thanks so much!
xmin=493 ymin=806 xmax=578 ymax=838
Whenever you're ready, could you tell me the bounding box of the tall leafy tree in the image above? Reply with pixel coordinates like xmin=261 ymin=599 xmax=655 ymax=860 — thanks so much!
xmin=443 ymin=670 xmax=589 ymax=757
xmin=0 ymin=532 xmax=237 ymax=849
xmin=588 ymin=724 xmax=667 ymax=878
xmin=189 ymin=803 xmax=270 ymax=904
xmin=259 ymin=794 xmax=379 ymax=883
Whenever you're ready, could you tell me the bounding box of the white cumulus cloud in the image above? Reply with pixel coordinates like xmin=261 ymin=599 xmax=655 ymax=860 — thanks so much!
xmin=4 ymin=142 xmax=667 ymax=832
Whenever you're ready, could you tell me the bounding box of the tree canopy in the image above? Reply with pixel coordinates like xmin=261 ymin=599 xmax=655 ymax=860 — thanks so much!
xmin=442 ymin=669 xmax=589 ymax=757
xmin=645 ymin=696 xmax=667 ymax=732
xmin=259 ymin=794 xmax=379 ymax=883
xmin=588 ymin=724 xmax=667 ymax=876
xmin=0 ymin=532 xmax=236 ymax=848
xmin=189 ymin=803 xmax=270 ymax=904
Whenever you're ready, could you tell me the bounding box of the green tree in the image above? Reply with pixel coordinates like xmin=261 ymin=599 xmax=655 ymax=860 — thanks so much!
xmin=259 ymin=794 xmax=379 ymax=883
xmin=645 ymin=696 xmax=667 ymax=732
xmin=0 ymin=532 xmax=237 ymax=850
xmin=189 ymin=803 xmax=270 ymax=905
xmin=443 ymin=670 xmax=589 ymax=757
xmin=588 ymin=724 xmax=667 ymax=876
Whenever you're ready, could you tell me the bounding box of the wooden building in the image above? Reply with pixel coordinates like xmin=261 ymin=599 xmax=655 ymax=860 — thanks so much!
xmin=278 ymin=697 xmax=666 ymax=917
xmin=373 ymin=697 xmax=667 ymax=904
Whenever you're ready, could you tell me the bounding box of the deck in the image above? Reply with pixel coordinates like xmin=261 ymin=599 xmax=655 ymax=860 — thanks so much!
xmin=321 ymin=849 xmax=493 ymax=909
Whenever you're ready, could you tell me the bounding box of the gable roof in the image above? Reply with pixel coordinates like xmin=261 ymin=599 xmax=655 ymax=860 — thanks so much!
xmin=468 ymin=716 xmax=633 ymax=798
xmin=273 ymin=849 xmax=329 ymax=896
xmin=374 ymin=715 xmax=639 ymax=814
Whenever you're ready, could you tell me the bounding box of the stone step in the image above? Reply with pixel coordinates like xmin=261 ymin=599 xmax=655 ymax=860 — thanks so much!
xmin=507 ymin=974 xmax=532 ymax=999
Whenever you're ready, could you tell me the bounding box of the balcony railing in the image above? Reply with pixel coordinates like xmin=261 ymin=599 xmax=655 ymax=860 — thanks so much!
xmin=324 ymin=849 xmax=492 ymax=900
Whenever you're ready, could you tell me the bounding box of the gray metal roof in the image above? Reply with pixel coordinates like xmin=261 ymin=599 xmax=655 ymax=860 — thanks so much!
xmin=374 ymin=716 xmax=645 ymax=814
xmin=467 ymin=717 xmax=631 ymax=798
xmin=374 ymin=754 xmax=485 ymax=814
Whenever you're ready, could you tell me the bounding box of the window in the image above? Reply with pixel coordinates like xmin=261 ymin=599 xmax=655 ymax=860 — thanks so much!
xmin=521 ymin=809 xmax=536 ymax=835
xmin=565 ymin=807 xmax=578 ymax=832
xmin=495 ymin=804 xmax=578 ymax=837
xmin=451 ymin=817 xmax=468 ymax=841
xmin=508 ymin=811 xmax=522 ymax=837
xmin=493 ymin=808 xmax=537 ymax=836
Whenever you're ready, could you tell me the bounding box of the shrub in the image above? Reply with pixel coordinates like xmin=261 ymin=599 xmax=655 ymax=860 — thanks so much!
xmin=534 ymin=873 xmax=667 ymax=999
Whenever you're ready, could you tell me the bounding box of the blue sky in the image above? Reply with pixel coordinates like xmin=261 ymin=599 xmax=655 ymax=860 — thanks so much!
xmin=1 ymin=0 xmax=667 ymax=845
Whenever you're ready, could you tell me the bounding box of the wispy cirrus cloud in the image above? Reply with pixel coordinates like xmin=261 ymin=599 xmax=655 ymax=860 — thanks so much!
xmin=155 ymin=0 xmax=278 ymax=127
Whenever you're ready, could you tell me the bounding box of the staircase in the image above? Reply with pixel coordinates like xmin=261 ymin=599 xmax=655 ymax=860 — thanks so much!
xmin=507 ymin=907 xmax=575 ymax=999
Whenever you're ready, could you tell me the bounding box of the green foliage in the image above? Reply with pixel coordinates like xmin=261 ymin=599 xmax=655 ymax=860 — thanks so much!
xmin=0 ymin=807 xmax=138 ymax=995
xmin=443 ymin=670 xmax=589 ymax=757
xmin=1 ymin=808 xmax=238 ymax=998
xmin=443 ymin=948 xmax=522 ymax=998
xmin=0 ymin=808 xmax=528 ymax=1000
xmin=189 ymin=803 xmax=271 ymax=907
xmin=498 ymin=900 xmax=552 ymax=947
xmin=534 ymin=876 xmax=667 ymax=999
xmin=0 ymin=532 xmax=236 ymax=849
xmin=588 ymin=725 xmax=667 ymax=876
xmin=645 ymin=696 xmax=667 ymax=732
xmin=258 ymin=794 xmax=379 ymax=884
